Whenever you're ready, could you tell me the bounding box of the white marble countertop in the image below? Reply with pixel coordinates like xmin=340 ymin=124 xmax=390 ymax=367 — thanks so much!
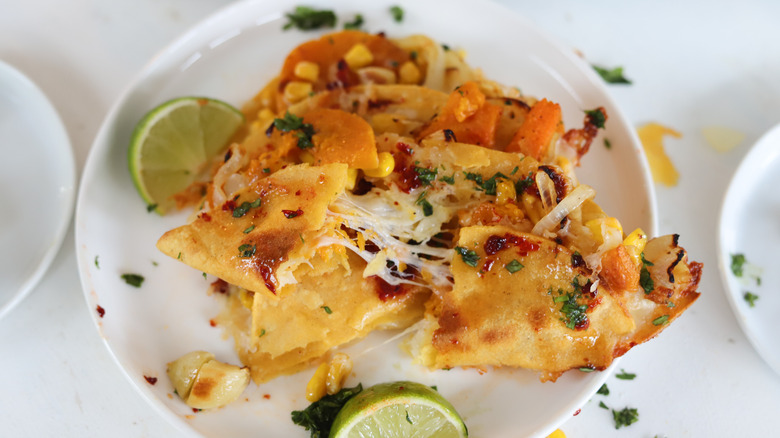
xmin=2 ymin=0 xmax=779 ymax=436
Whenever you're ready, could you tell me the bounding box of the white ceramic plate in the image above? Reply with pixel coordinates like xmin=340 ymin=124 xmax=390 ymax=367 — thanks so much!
xmin=0 ymin=60 xmax=75 ymax=320
xmin=718 ymin=123 xmax=780 ymax=376
xmin=75 ymin=0 xmax=656 ymax=436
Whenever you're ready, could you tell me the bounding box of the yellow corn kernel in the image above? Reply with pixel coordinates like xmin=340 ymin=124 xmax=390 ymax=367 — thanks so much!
xmin=623 ymin=227 xmax=648 ymax=265
xmin=238 ymin=289 xmax=253 ymax=310
xmin=345 ymin=168 xmax=358 ymax=191
xmin=585 ymin=217 xmax=623 ymax=245
xmin=344 ymin=43 xmax=374 ymax=69
xmin=325 ymin=353 xmax=353 ymax=395
xmin=294 ymin=61 xmax=320 ymax=82
xmin=398 ymin=61 xmax=422 ymax=84
xmin=283 ymin=81 xmax=313 ymax=104
xmin=306 ymin=363 xmax=329 ymax=402
xmin=521 ymin=192 xmax=544 ymax=224
xmin=456 ymin=49 xmax=468 ymax=60
xmin=397 ymin=261 xmax=407 ymax=272
xmin=546 ymin=429 xmax=567 ymax=438
xmin=257 ymin=108 xmax=275 ymax=122
xmin=496 ymin=179 xmax=517 ymax=205
xmin=363 ymin=152 xmax=395 ymax=178
xmin=300 ymin=150 xmax=315 ymax=164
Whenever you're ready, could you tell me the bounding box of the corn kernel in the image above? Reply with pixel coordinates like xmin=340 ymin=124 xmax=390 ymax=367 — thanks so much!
xmin=238 ymin=289 xmax=253 ymax=310
xmin=623 ymin=227 xmax=648 ymax=265
xmin=363 ymin=152 xmax=395 ymax=178
xmin=283 ymin=81 xmax=313 ymax=104
xmin=456 ymin=49 xmax=468 ymax=60
xmin=344 ymin=43 xmax=374 ymax=70
xmin=346 ymin=168 xmax=358 ymax=191
xmin=306 ymin=363 xmax=329 ymax=402
xmin=257 ymin=108 xmax=275 ymax=122
xmin=521 ymin=192 xmax=544 ymax=224
xmin=398 ymin=61 xmax=422 ymax=84
xmin=585 ymin=217 xmax=623 ymax=245
xmin=294 ymin=61 xmax=320 ymax=82
xmin=496 ymin=179 xmax=517 ymax=205
xmin=300 ymin=151 xmax=315 ymax=164
xmin=546 ymin=429 xmax=567 ymax=438
xmin=325 ymin=353 xmax=353 ymax=395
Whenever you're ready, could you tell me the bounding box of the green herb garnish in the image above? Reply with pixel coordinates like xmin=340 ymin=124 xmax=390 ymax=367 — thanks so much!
xmin=652 ymin=315 xmax=669 ymax=326
xmin=273 ymin=111 xmax=316 ymax=149
xmin=612 ymin=407 xmax=639 ymax=429
xmin=238 ymin=244 xmax=256 ymax=258
xmin=146 ymin=203 xmax=158 ymax=213
xmin=390 ymin=5 xmax=404 ymax=22
xmin=514 ymin=172 xmax=534 ymax=194
xmin=505 ymin=259 xmax=524 ymax=273
xmin=243 ymin=225 xmax=256 ymax=234
xmin=597 ymin=383 xmax=610 ymax=395
xmin=599 ymin=401 xmax=609 ymax=409
xmin=415 ymin=191 xmax=434 ymax=217
xmin=730 ymin=253 xmax=746 ymax=277
xmin=321 ymin=305 xmax=332 ymax=314
xmin=121 ymin=273 xmax=145 ymax=288
xmin=592 ymin=65 xmax=632 ymax=85
xmin=291 ymin=384 xmax=363 ymax=437
xmin=553 ymin=280 xmax=589 ymax=330
xmin=94 ymin=255 xmax=100 ymax=269
xmin=439 ymin=174 xmax=455 ymax=185
xmin=233 ymin=198 xmax=262 ymax=218
xmin=578 ymin=367 xmax=595 ymax=373
xmin=639 ymin=252 xmax=655 ymax=295
xmin=744 ymin=292 xmax=759 ymax=307
xmin=405 ymin=411 xmax=413 ymax=424
xmin=455 ymin=246 xmax=479 ymax=267
xmin=283 ymin=6 xmax=337 ymax=31
xmin=604 ymin=138 xmax=612 ymax=149
xmin=615 ymin=369 xmax=636 ymax=380
xmin=585 ymin=108 xmax=607 ymax=129
xmin=414 ymin=166 xmax=438 ymax=185
xmin=343 ymin=14 xmax=364 ymax=30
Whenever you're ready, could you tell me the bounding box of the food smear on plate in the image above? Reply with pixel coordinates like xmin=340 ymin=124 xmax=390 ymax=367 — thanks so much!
xmin=637 ymin=122 xmax=682 ymax=187
xmin=145 ymin=30 xmax=702 ymax=386
xmin=701 ymin=125 xmax=744 ymax=153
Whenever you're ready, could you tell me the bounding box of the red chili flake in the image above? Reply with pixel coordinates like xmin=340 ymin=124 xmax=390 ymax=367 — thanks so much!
xmin=484 ymin=233 xmax=540 ymax=256
xmin=263 ymin=394 xmax=271 ymax=400
xmin=222 ymin=199 xmax=237 ymax=212
xmin=256 ymin=261 xmax=277 ymax=294
xmin=200 ymin=212 xmax=212 ymax=222
xmin=144 ymin=375 xmax=158 ymax=385
xmin=209 ymin=319 xmax=217 ymax=327
xmin=211 ymin=279 xmax=229 ymax=294
xmin=282 ymin=209 xmax=304 ymax=219
xmin=192 ymin=408 xmax=202 ymax=413
xmin=396 ymin=142 xmax=413 ymax=155
xmin=295 ymin=190 xmax=301 ymax=196
xmin=573 ymin=408 xmax=581 ymax=416
xmin=481 ymin=259 xmax=495 ymax=273
xmin=96 ymin=305 xmax=105 ymax=318
xmin=372 ymin=276 xmax=407 ymax=302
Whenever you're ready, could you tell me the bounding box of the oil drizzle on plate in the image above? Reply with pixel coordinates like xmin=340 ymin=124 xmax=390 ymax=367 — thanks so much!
xmin=637 ymin=122 xmax=681 ymax=187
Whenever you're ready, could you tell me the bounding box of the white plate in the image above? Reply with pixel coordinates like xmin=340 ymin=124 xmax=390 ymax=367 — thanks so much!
xmin=0 ymin=60 xmax=75 ymax=320
xmin=718 ymin=123 xmax=780 ymax=376
xmin=74 ymin=0 xmax=656 ymax=436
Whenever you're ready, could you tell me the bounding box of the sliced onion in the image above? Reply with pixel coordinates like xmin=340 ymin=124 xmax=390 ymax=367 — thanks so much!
xmin=531 ymin=184 xmax=595 ymax=236
xmin=211 ymin=144 xmax=245 ymax=208
xmin=536 ymin=170 xmax=557 ymax=213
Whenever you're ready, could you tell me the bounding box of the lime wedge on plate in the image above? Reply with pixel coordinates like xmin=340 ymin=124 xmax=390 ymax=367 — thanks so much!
xmin=330 ymin=381 xmax=468 ymax=438
xmin=128 ymin=97 xmax=244 ymax=214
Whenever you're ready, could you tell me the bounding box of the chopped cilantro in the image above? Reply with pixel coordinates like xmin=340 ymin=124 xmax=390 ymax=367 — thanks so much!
xmin=291 ymin=384 xmax=363 ymax=436
xmin=592 ymin=65 xmax=632 ymax=85
xmin=578 ymin=367 xmax=595 ymax=373
xmin=585 ymin=108 xmax=607 ymax=129
xmin=273 ymin=112 xmax=315 ymax=149
xmin=612 ymin=407 xmax=639 ymax=429
xmin=233 ymin=198 xmax=262 ymax=218
xmin=730 ymin=253 xmax=746 ymax=277
xmin=390 ymin=5 xmax=404 ymax=22
xmin=604 ymin=138 xmax=612 ymax=149
xmin=410 ymin=50 xmax=418 ymax=60
xmin=553 ymin=282 xmax=589 ymax=330
xmin=405 ymin=411 xmax=413 ymax=424
xmin=414 ymin=166 xmax=438 ymax=185
xmin=514 ymin=172 xmax=534 ymax=194
xmin=300 ymin=233 xmax=306 ymax=244
xmin=259 ymin=328 xmax=266 ymax=337
xmin=343 ymin=14 xmax=364 ymax=30
xmin=639 ymin=252 xmax=655 ymax=295
xmin=464 ymin=171 xmax=510 ymax=195
xmin=146 ymin=203 xmax=158 ymax=213
xmin=263 ymin=167 xmax=271 ymax=173
xmin=652 ymin=315 xmax=669 ymax=326
xmin=152 ymin=261 xmax=158 ymax=267
xmin=597 ymin=383 xmax=610 ymax=395
xmin=510 ymin=166 xmax=519 ymax=175
xmin=615 ymin=369 xmax=636 ymax=380
xmin=599 ymin=401 xmax=609 ymax=409
xmin=121 ymin=273 xmax=144 ymax=288
xmin=94 ymin=255 xmax=100 ymax=269
xmin=177 ymin=252 xmax=182 ymax=260
xmin=321 ymin=305 xmax=332 ymax=314
xmin=744 ymin=292 xmax=759 ymax=307
xmin=238 ymin=244 xmax=256 ymax=258
xmin=455 ymin=246 xmax=479 ymax=267
xmin=442 ymin=43 xmax=450 ymax=51
xmin=439 ymin=174 xmax=455 ymax=184
xmin=415 ymin=191 xmax=434 ymax=217
xmin=202 ymin=272 xmax=207 ymax=279
xmin=505 ymin=259 xmax=524 ymax=273
xmin=243 ymin=225 xmax=256 ymax=234
xmin=283 ymin=6 xmax=336 ymax=31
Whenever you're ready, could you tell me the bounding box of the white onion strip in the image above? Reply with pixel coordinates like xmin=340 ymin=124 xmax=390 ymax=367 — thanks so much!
xmin=531 ymin=184 xmax=595 ymax=236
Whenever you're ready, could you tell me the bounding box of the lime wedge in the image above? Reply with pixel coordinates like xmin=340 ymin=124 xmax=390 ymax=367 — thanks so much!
xmin=330 ymin=381 xmax=468 ymax=438
xmin=128 ymin=97 xmax=244 ymax=214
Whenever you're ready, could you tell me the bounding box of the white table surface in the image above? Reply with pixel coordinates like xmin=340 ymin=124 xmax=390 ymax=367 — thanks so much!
xmin=2 ymin=0 xmax=779 ymax=436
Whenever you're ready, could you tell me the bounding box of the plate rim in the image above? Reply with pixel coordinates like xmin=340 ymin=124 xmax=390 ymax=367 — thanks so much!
xmin=0 ymin=59 xmax=76 ymax=321
xmin=74 ymin=0 xmax=656 ymax=436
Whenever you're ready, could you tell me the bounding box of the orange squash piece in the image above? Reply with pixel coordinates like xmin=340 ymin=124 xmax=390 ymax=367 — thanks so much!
xmin=304 ymin=108 xmax=378 ymax=169
xmin=417 ymin=81 xmax=502 ymax=147
xmin=505 ymin=99 xmax=563 ymax=160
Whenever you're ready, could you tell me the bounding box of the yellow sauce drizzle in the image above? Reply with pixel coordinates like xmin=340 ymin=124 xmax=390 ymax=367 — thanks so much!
xmin=701 ymin=125 xmax=744 ymax=153
xmin=637 ymin=122 xmax=682 ymax=187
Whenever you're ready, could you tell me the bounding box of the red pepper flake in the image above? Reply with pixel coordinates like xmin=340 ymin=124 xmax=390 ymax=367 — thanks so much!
xmin=295 ymin=190 xmax=302 ymax=196
xmin=222 ymin=199 xmax=237 ymax=212
xmin=484 ymin=233 xmax=540 ymax=256
xmin=282 ymin=209 xmax=304 ymax=218
xmin=396 ymin=142 xmax=413 ymax=155
xmin=96 ymin=305 xmax=105 ymax=318
xmin=211 ymin=279 xmax=229 ymax=294
xmin=263 ymin=394 xmax=271 ymax=400
xmin=573 ymin=408 xmax=581 ymax=416
xmin=372 ymin=276 xmax=407 ymax=302
xmin=209 ymin=319 xmax=217 ymax=327
xmin=200 ymin=212 xmax=212 ymax=222
xmin=192 ymin=408 xmax=202 ymax=413
xmin=144 ymin=375 xmax=158 ymax=385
